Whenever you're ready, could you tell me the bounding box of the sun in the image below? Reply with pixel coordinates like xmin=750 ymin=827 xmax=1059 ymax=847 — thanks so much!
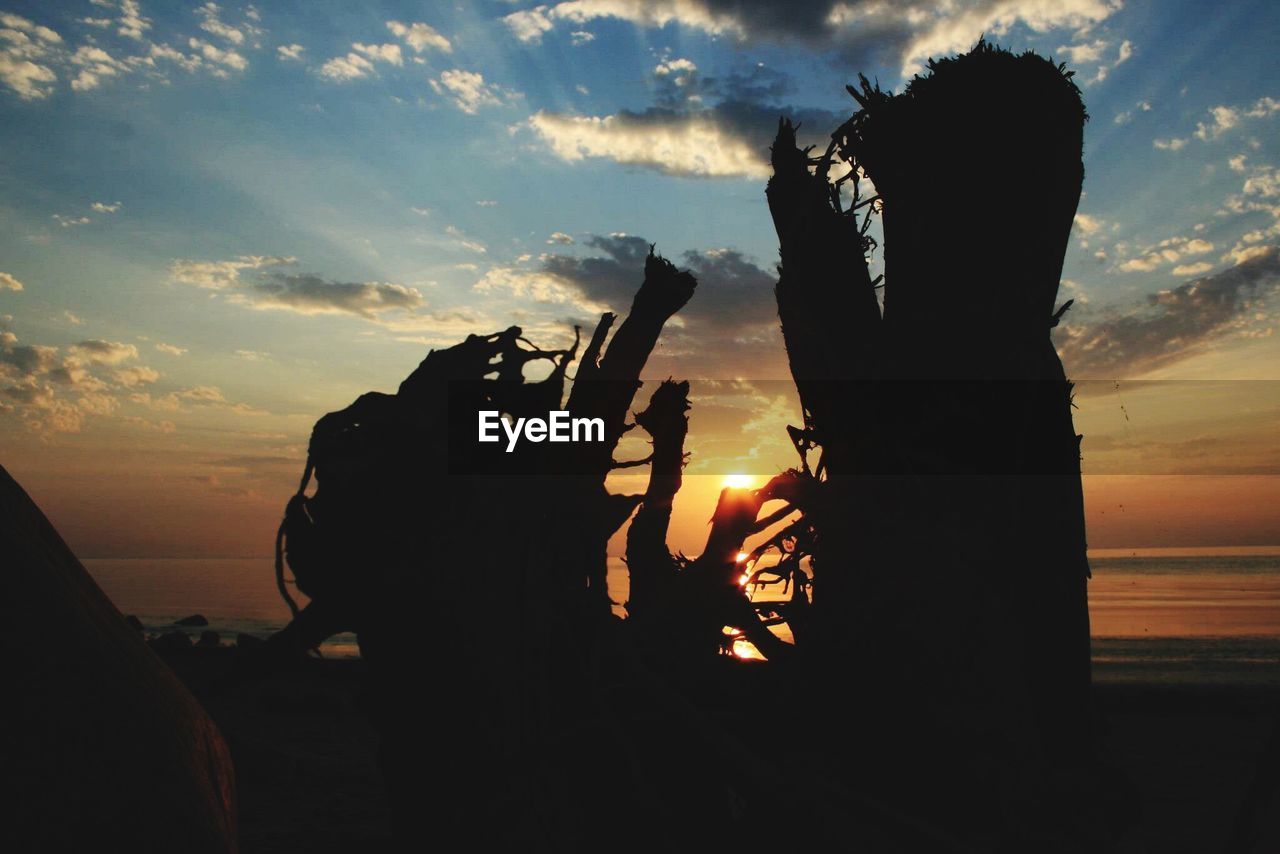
xmin=722 ymin=473 xmax=755 ymax=489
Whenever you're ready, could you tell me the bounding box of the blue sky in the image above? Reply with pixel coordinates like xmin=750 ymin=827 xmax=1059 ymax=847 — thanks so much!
xmin=1 ymin=0 xmax=1278 ymax=555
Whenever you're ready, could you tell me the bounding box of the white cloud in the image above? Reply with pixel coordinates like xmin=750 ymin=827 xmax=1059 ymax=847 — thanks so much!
xmin=276 ymin=43 xmax=305 ymax=61
xmin=68 ymin=44 xmax=129 ymax=91
xmin=1175 ymin=97 xmax=1280 ymax=144
xmin=446 ymin=225 xmax=487 ymax=253
xmin=353 ymin=42 xmax=402 ymax=66
xmin=197 ymin=2 xmax=244 ymax=45
xmin=187 ymin=37 xmax=247 ymax=75
xmin=1171 ymin=261 xmax=1212 ymax=277
xmin=91 ymin=201 xmax=122 ymax=213
xmin=1073 ymin=213 xmax=1104 ymax=235
xmin=386 ymin=20 xmax=451 ymax=53
xmin=0 ymin=13 xmax=60 ymax=99
xmin=0 ymin=272 xmax=23 ymax=291
xmin=429 ymin=69 xmax=515 ymax=113
xmin=505 ymin=1 xmax=743 ymax=45
xmin=169 ymin=255 xmax=295 ymax=289
xmin=570 ymin=31 xmax=595 ymax=45
xmin=155 ymin=342 xmax=187 ymax=356
xmin=1113 ymin=100 xmax=1151 ymax=125
xmin=504 ymin=7 xmax=555 ymax=43
xmin=474 ymin=265 xmax=593 ymax=308
xmin=1118 ymin=236 xmax=1215 ymax=273
xmin=525 ymin=110 xmax=771 ymax=179
xmin=1055 ymin=39 xmax=1106 ymax=64
xmin=117 ymin=0 xmax=151 ymax=41
xmin=547 ymin=231 xmax=574 ymax=245
xmin=1154 ymin=137 xmax=1187 ymax=152
xmin=0 ymin=12 xmax=62 ymax=44
xmin=319 ymin=51 xmax=374 ymax=81
xmin=1195 ymin=105 xmax=1240 ymax=141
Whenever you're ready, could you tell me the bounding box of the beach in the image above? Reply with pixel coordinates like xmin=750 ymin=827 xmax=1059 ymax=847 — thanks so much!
xmin=88 ymin=553 xmax=1280 ymax=851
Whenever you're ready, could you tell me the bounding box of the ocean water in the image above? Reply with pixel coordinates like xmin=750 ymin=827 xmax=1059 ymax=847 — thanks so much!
xmin=83 ymin=553 xmax=1280 ymax=682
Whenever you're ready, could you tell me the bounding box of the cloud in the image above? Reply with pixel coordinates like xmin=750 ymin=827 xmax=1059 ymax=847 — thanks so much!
xmin=0 ymin=11 xmax=61 ymax=45
xmin=1171 ymin=261 xmax=1212 ymax=277
xmin=0 ymin=272 xmax=23 ymax=291
xmin=1117 ymin=236 xmax=1214 ymax=273
xmin=68 ymin=339 xmax=139 ymax=365
xmin=317 ymin=56 xmax=370 ymax=82
xmin=1113 ymin=100 xmax=1151 ymax=125
xmin=476 ymin=233 xmax=781 ymax=375
xmin=1155 ymin=97 xmax=1280 ymax=147
xmin=169 ymin=254 xmax=296 ymax=289
xmin=429 ymin=69 xmax=516 ymax=113
xmin=112 ymin=364 xmax=159 ymax=387
xmin=322 ymin=22 xmax=449 ymax=81
xmin=1055 ymin=39 xmax=1106 ymax=64
xmin=548 ymin=232 xmax=574 ymax=245
xmin=116 ymin=0 xmax=151 ymax=41
xmin=196 ymin=2 xmax=249 ymax=46
xmin=386 ymin=20 xmax=451 ymax=53
xmin=1073 ymin=213 xmax=1104 ymax=235
xmin=319 ymin=47 xmax=389 ymax=81
xmin=504 ymin=0 xmax=1119 ymax=75
xmin=155 ymin=342 xmax=187 ymax=356
xmin=353 ymin=42 xmax=402 ymax=66
xmin=186 ymin=37 xmax=247 ymax=75
xmin=1056 ymin=246 xmax=1280 ymax=377
xmin=276 ymin=43 xmax=304 ymax=61
xmin=446 ymin=225 xmax=487 ymax=253
xmin=1195 ymin=105 xmax=1241 ymax=141
xmin=174 ymin=252 xmax=426 ymax=323
xmin=237 ymin=272 xmax=424 ymax=319
xmin=0 ymin=13 xmax=61 ymax=99
xmin=0 ymin=321 xmax=174 ymax=435
xmin=523 ymin=93 xmax=842 ymax=179
xmin=68 ymin=44 xmax=131 ymax=91
xmin=91 ymin=200 xmax=122 ymax=213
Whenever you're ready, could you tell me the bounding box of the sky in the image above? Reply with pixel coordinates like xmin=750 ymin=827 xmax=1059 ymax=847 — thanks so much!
xmin=0 ymin=0 xmax=1278 ymax=558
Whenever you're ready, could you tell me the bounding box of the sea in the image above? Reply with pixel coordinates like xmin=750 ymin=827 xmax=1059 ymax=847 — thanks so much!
xmin=83 ymin=552 xmax=1280 ymax=685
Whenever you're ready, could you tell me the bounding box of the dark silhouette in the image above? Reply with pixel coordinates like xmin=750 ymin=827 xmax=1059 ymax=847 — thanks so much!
xmin=250 ymin=41 xmax=1121 ymax=852
xmin=0 ymin=463 xmax=237 ymax=853
xmin=765 ymin=40 xmax=1114 ymax=846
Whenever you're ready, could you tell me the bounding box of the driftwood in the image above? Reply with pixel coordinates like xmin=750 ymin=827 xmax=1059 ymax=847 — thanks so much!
xmin=247 ymin=41 xmax=1117 ymax=852
xmin=763 ymin=40 xmax=1106 ymax=846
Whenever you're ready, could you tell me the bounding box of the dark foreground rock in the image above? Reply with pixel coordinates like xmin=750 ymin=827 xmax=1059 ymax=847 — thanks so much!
xmin=0 ymin=463 xmax=237 ymax=853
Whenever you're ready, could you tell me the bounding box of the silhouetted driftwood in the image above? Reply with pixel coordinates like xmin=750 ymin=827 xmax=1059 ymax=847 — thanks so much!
xmin=763 ymin=39 xmax=1106 ymax=846
xmin=625 ymin=378 xmax=690 ymax=624
xmin=245 ymin=40 xmax=1120 ymax=852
